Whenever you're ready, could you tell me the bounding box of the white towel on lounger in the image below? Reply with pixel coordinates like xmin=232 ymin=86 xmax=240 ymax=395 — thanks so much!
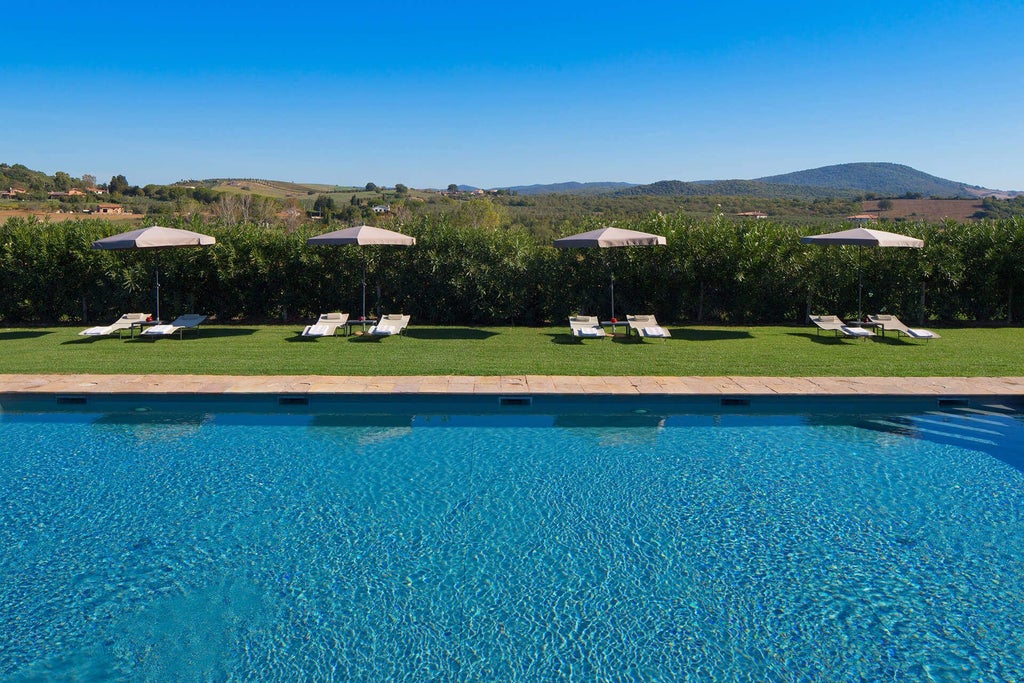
xmin=304 ymin=324 xmax=331 ymax=336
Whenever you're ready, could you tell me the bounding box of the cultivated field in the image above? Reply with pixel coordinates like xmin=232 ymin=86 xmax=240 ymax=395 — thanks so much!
xmin=862 ymin=198 xmax=983 ymax=222
xmin=0 ymin=209 xmax=142 ymax=223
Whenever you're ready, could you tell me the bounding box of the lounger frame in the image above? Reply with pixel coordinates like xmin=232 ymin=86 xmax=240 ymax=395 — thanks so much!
xmin=568 ymin=315 xmax=606 ymax=340
xmin=809 ymin=315 xmax=875 ymax=340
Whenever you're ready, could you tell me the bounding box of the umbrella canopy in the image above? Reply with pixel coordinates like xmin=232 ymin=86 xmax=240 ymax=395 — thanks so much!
xmin=92 ymin=225 xmax=216 ymax=322
xmin=91 ymin=225 xmax=216 ymax=250
xmin=800 ymin=227 xmax=923 ymax=249
xmin=306 ymin=225 xmax=416 ymax=247
xmin=553 ymin=226 xmax=666 ymax=249
xmin=801 ymin=227 xmax=923 ymax=321
xmin=306 ymin=225 xmax=415 ymax=320
xmin=554 ymin=227 xmax=667 ymax=320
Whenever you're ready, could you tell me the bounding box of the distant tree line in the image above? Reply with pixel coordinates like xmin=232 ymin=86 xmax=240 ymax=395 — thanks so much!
xmin=974 ymin=196 xmax=1024 ymax=220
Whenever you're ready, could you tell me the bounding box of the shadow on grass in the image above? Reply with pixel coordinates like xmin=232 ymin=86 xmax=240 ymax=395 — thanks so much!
xmin=404 ymin=328 xmax=497 ymax=341
xmin=871 ymin=334 xmax=923 ymax=345
xmin=284 ymin=332 xmax=345 ymax=343
xmin=786 ymin=331 xmax=873 ymax=345
xmin=544 ymin=333 xmax=604 ymax=345
xmin=129 ymin=327 xmax=259 ymax=341
xmin=545 ymin=330 xmax=672 ymax=344
xmin=0 ymin=330 xmax=52 ymax=341
xmin=347 ymin=333 xmax=390 ymax=342
xmin=670 ymin=328 xmax=752 ymax=341
xmin=621 ymin=334 xmax=672 ymax=344
xmin=62 ymin=335 xmax=128 ymax=345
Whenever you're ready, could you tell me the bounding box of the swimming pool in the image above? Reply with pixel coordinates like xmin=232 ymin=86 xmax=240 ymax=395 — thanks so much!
xmin=2 ymin=394 xmax=1023 ymax=681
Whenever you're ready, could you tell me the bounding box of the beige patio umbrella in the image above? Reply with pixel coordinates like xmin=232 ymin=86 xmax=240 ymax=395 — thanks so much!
xmin=801 ymin=227 xmax=924 ymax=321
xmin=306 ymin=225 xmax=416 ymax=320
xmin=92 ymin=225 xmax=216 ymax=321
xmin=553 ymin=227 xmax=667 ymax=321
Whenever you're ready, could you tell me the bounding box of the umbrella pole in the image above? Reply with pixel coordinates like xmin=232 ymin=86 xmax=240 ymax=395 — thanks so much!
xmin=155 ymin=252 xmax=161 ymax=322
xmin=608 ymin=249 xmax=616 ymax=321
xmin=361 ymin=259 xmax=367 ymax=320
xmin=857 ymin=246 xmax=863 ymax=322
xmin=610 ymin=271 xmax=615 ymax=321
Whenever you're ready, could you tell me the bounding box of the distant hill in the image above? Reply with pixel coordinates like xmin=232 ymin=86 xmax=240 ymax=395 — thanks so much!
xmin=756 ymin=162 xmax=978 ymax=198
xmin=185 ymin=178 xmax=337 ymax=199
xmin=504 ymin=163 xmax=1021 ymax=200
xmin=1 ymin=162 xmax=68 ymax=191
xmin=4 ymin=161 xmax=1018 ymax=204
xmin=507 ymin=181 xmax=637 ymax=196
xmin=616 ymin=179 xmax=861 ymax=200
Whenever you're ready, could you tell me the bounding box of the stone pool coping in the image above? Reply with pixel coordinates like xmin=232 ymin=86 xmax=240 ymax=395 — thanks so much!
xmin=2 ymin=374 xmax=1024 ymax=396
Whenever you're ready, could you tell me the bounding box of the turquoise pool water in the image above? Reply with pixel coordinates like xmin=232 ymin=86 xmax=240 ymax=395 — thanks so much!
xmin=1 ymin=395 xmax=1023 ymax=681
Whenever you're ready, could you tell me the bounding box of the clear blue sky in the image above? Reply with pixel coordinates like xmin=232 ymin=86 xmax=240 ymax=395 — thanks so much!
xmin=3 ymin=1 xmax=1022 ymax=190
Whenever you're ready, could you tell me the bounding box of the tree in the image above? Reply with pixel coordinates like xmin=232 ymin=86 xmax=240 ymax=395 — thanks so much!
xmin=394 ymin=183 xmax=409 ymax=195
xmin=53 ymin=171 xmax=72 ymax=191
xmin=457 ymin=197 xmax=507 ymax=230
xmin=108 ymin=175 xmax=129 ymax=195
xmin=313 ymin=194 xmax=335 ymax=221
xmin=447 ymin=184 xmax=460 ymax=193
xmin=214 ymin=194 xmax=239 ymax=222
xmin=282 ymin=199 xmax=303 ymax=232
xmin=878 ymin=199 xmax=894 ymax=212
xmin=82 ymin=174 xmax=97 ymax=189
xmin=365 ymin=182 xmax=378 ymax=192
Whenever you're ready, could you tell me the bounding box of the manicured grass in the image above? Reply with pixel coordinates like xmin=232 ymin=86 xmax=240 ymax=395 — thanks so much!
xmin=0 ymin=324 xmax=1020 ymax=376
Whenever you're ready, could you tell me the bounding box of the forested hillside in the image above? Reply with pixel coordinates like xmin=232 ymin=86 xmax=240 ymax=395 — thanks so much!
xmin=757 ymin=162 xmax=974 ymax=197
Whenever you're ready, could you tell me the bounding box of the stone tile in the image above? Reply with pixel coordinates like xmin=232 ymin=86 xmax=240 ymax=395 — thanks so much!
xmin=523 ymin=376 xmax=557 ymax=393
xmin=727 ymin=376 xmax=780 ymax=394
xmin=499 ymin=376 xmax=529 ymax=392
xmin=550 ymin=376 xmax=585 ymax=392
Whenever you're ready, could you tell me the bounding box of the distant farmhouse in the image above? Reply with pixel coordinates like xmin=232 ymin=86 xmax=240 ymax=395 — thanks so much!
xmin=47 ymin=187 xmax=105 ymax=199
xmin=372 ymin=204 xmax=390 ymax=214
xmin=1 ymin=187 xmax=27 ymax=199
xmin=846 ymin=214 xmax=877 ymax=223
xmin=96 ymin=203 xmax=124 ymax=214
xmin=48 ymin=188 xmax=87 ymax=198
xmin=736 ymin=211 xmax=768 ymax=219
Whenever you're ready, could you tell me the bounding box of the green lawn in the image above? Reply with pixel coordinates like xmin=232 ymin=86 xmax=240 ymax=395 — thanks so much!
xmin=0 ymin=324 xmax=1019 ymax=376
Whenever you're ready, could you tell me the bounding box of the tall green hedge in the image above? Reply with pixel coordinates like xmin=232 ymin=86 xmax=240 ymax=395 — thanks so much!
xmin=3 ymin=214 xmax=1023 ymax=325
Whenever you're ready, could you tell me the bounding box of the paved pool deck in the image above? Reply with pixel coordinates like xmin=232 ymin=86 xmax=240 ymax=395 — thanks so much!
xmin=2 ymin=374 xmax=1024 ymax=396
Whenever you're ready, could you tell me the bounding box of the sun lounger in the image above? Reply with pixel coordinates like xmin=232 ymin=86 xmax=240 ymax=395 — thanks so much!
xmin=302 ymin=312 xmax=349 ymax=337
xmin=569 ymin=315 xmax=606 ymax=339
xmin=626 ymin=314 xmax=671 ymax=339
xmin=868 ymin=314 xmax=940 ymax=340
xmin=367 ymin=313 xmax=410 ymax=337
xmin=79 ymin=313 xmax=150 ymax=338
xmin=140 ymin=314 xmax=207 ymax=339
xmin=809 ymin=315 xmax=875 ymax=339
